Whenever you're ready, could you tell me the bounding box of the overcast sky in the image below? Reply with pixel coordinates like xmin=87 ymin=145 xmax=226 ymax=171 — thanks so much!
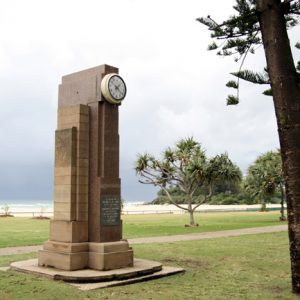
xmin=0 ymin=0 xmax=299 ymax=203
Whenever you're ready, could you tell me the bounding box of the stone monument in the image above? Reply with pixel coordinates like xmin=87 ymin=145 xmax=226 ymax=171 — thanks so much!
xmin=38 ymin=64 xmax=133 ymax=271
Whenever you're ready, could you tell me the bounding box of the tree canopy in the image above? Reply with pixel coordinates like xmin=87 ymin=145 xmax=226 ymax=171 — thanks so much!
xmin=197 ymin=0 xmax=300 ymax=104
xmin=244 ymin=150 xmax=285 ymax=213
xmin=135 ymin=137 xmax=241 ymax=225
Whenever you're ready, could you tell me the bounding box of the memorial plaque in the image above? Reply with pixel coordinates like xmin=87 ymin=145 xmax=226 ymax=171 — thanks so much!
xmin=101 ymin=195 xmax=121 ymax=226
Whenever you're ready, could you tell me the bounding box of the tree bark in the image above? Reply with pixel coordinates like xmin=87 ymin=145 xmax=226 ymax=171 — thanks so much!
xmin=280 ymin=184 xmax=286 ymax=221
xmin=260 ymin=200 xmax=267 ymax=212
xmin=189 ymin=210 xmax=195 ymax=226
xmin=257 ymin=0 xmax=300 ymax=293
xmin=188 ymin=201 xmax=195 ymax=225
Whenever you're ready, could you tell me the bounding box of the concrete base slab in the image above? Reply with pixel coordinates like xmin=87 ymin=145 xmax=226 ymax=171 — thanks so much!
xmin=71 ymin=266 xmax=184 ymax=290
xmin=10 ymin=258 xmax=183 ymax=288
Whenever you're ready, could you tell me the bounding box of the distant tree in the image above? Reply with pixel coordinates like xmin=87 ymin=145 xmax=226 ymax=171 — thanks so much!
xmin=152 ymin=180 xmax=241 ymax=205
xmin=244 ymin=150 xmax=285 ymax=218
xmin=135 ymin=137 xmax=241 ymax=226
xmin=212 ymin=178 xmax=241 ymax=195
xmin=0 ymin=203 xmax=11 ymax=216
xmin=152 ymin=185 xmax=206 ymax=205
xmin=197 ymin=0 xmax=300 ymax=292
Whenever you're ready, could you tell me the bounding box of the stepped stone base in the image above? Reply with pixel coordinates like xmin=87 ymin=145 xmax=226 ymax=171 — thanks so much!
xmin=38 ymin=240 xmax=133 ymax=271
xmin=88 ymin=241 xmax=133 ymax=270
xmin=10 ymin=258 xmax=184 ymax=289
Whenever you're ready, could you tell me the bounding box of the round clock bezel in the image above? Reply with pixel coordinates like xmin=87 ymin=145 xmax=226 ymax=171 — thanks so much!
xmin=101 ymin=73 xmax=127 ymax=104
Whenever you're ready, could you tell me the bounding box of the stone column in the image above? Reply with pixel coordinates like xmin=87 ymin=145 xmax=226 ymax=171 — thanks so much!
xmin=38 ymin=64 xmax=133 ymax=271
xmin=38 ymin=105 xmax=89 ymax=270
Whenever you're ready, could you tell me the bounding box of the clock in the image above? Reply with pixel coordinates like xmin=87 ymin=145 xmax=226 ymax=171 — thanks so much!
xmin=101 ymin=73 xmax=127 ymax=104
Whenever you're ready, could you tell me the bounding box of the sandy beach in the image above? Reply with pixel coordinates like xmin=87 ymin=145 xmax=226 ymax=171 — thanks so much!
xmin=122 ymin=203 xmax=284 ymax=214
xmin=0 ymin=203 xmax=284 ymax=217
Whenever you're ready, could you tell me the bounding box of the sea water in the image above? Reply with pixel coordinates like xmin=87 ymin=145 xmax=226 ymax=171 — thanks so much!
xmin=0 ymin=199 xmax=145 ymax=214
xmin=0 ymin=199 xmax=53 ymax=214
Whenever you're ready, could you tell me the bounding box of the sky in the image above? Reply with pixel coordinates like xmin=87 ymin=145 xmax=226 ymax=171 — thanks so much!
xmin=0 ymin=0 xmax=299 ymax=203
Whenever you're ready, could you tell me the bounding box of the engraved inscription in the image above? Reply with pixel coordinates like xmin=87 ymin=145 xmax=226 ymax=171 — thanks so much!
xmin=100 ymin=195 xmax=120 ymax=226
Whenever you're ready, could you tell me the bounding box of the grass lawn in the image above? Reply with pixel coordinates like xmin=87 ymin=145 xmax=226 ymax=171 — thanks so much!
xmin=0 ymin=211 xmax=286 ymax=248
xmin=0 ymin=217 xmax=49 ymax=248
xmin=0 ymin=231 xmax=297 ymax=299
xmin=123 ymin=211 xmax=286 ymax=238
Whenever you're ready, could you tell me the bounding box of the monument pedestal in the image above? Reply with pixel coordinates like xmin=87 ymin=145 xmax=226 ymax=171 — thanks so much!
xmin=38 ymin=240 xmax=133 ymax=271
xmin=49 ymin=220 xmax=88 ymax=243
xmin=88 ymin=241 xmax=133 ymax=270
xmin=39 ymin=239 xmax=89 ymax=271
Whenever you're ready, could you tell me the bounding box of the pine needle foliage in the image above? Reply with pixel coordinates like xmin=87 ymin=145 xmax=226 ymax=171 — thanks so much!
xmin=197 ymin=0 xmax=300 ymax=104
xmin=231 ymin=69 xmax=270 ymax=84
xmin=226 ymin=80 xmax=239 ymax=89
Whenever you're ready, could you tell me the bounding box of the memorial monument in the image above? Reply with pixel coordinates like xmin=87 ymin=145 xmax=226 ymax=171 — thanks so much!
xmin=10 ymin=65 xmax=184 ymax=287
xmin=38 ymin=64 xmax=133 ymax=271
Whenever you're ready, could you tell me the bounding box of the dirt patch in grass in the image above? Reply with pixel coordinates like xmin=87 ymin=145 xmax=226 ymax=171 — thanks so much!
xmin=31 ymin=216 xmax=50 ymax=220
xmin=162 ymin=256 xmax=210 ymax=269
xmin=184 ymin=224 xmax=199 ymax=227
xmin=265 ymin=285 xmax=286 ymax=294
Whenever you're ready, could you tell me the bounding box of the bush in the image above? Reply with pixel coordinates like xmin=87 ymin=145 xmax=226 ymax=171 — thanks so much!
xmin=210 ymin=193 xmax=255 ymax=205
xmin=152 ymin=192 xmax=258 ymax=206
xmin=0 ymin=203 xmax=12 ymax=216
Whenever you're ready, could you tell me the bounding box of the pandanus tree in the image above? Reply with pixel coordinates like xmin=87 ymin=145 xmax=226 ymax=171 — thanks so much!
xmin=244 ymin=150 xmax=285 ymax=218
xmin=198 ymin=0 xmax=300 ymax=292
xmin=135 ymin=137 xmax=241 ymax=226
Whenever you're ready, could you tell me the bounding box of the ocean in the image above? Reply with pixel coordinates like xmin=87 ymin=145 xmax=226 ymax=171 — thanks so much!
xmin=0 ymin=199 xmax=53 ymax=213
xmin=0 ymin=199 xmax=144 ymax=214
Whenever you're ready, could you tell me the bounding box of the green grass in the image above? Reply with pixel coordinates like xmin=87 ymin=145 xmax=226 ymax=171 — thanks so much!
xmin=0 ymin=212 xmax=286 ymax=247
xmin=0 ymin=217 xmax=49 ymax=248
xmin=122 ymin=211 xmax=286 ymax=238
xmin=0 ymin=253 xmax=37 ymax=267
xmin=0 ymin=232 xmax=297 ymax=299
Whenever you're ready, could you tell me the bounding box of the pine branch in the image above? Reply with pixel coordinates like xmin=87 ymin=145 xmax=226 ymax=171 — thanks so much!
xmin=262 ymin=89 xmax=273 ymax=96
xmin=226 ymin=80 xmax=239 ymax=89
xmin=208 ymin=41 xmax=218 ymax=50
xmin=230 ymin=69 xmax=270 ymax=84
xmin=226 ymin=95 xmax=239 ymax=105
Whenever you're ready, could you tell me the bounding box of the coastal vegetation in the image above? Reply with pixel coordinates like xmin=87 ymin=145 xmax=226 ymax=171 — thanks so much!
xmin=135 ymin=137 xmax=241 ymax=226
xmin=149 ymin=149 xmax=285 ymax=217
xmin=0 ymin=204 xmax=12 ymax=217
xmin=244 ymin=150 xmax=285 ymax=218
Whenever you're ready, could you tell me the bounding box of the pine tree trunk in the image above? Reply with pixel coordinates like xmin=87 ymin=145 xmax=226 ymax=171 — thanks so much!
xmin=257 ymin=0 xmax=300 ymax=293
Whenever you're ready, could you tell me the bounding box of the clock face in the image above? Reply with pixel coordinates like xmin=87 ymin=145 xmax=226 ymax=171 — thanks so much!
xmin=108 ymin=75 xmax=126 ymax=101
xmin=101 ymin=73 xmax=127 ymax=104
